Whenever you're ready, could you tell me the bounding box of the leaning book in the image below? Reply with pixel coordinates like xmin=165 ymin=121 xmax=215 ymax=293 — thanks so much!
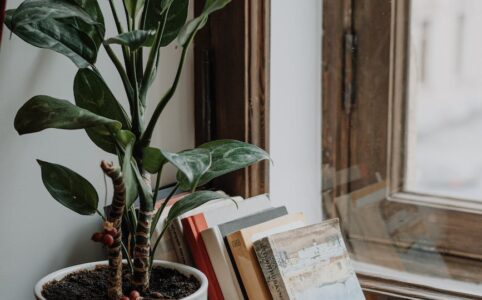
xmin=253 ymin=218 xmax=365 ymax=300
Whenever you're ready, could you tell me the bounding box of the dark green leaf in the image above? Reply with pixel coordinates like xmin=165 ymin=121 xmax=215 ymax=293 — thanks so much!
xmin=167 ymin=191 xmax=227 ymax=222
xmin=105 ymin=30 xmax=154 ymax=51
xmin=74 ymin=69 xmax=130 ymax=153
xmin=115 ymin=130 xmax=138 ymax=208
xmin=145 ymin=0 xmax=188 ymax=46
xmin=143 ymin=147 xmax=166 ymax=174
xmin=66 ymin=0 xmax=105 ymax=49
xmin=161 ymin=148 xmax=211 ymax=190
xmin=125 ymin=0 xmax=144 ymax=20
xmin=37 ymin=160 xmax=98 ymax=215
xmin=14 ymin=95 xmax=122 ymax=135
xmin=71 ymin=0 xmax=104 ymax=25
xmin=12 ymin=0 xmax=100 ymax=28
xmin=177 ymin=140 xmax=269 ymax=190
xmin=177 ymin=0 xmax=230 ymax=46
xmin=6 ymin=9 xmax=98 ymax=68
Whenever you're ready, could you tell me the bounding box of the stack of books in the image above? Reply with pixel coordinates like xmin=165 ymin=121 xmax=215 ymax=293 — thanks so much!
xmin=152 ymin=191 xmax=364 ymax=300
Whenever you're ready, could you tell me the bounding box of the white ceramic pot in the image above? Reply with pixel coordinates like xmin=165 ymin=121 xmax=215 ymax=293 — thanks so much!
xmin=34 ymin=260 xmax=208 ymax=300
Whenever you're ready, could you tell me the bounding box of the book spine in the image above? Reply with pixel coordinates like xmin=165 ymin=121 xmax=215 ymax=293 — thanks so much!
xmin=254 ymin=238 xmax=290 ymax=300
xmin=228 ymin=232 xmax=271 ymax=300
xmin=201 ymin=229 xmax=244 ymax=300
xmin=182 ymin=217 xmax=224 ymax=300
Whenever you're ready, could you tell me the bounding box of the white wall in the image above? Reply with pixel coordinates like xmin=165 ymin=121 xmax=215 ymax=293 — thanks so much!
xmin=269 ymin=0 xmax=322 ymax=224
xmin=0 ymin=2 xmax=194 ymax=298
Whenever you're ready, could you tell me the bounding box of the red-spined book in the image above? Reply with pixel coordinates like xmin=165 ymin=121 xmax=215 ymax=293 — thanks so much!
xmin=182 ymin=214 xmax=224 ymax=300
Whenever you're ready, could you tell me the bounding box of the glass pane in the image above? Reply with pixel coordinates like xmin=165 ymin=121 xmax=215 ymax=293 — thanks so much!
xmin=405 ymin=0 xmax=482 ymax=201
xmin=323 ymin=1 xmax=482 ymax=295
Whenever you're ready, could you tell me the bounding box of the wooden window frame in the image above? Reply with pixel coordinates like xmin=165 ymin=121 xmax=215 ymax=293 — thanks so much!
xmin=323 ymin=0 xmax=482 ymax=298
xmin=193 ymin=0 xmax=270 ymax=198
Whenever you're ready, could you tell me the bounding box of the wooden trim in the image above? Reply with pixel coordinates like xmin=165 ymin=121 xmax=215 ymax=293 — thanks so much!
xmin=194 ymin=0 xmax=270 ymax=198
xmin=359 ymin=274 xmax=478 ymax=300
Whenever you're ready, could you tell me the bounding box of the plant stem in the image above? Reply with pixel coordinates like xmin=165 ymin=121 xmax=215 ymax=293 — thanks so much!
xmin=141 ymin=45 xmax=189 ymax=146
xmin=149 ymin=222 xmax=168 ymax=268
xmin=107 ymin=0 xmax=132 ymax=82
xmin=152 ymin=170 xmax=163 ymax=203
xmin=151 ymin=183 xmax=178 ymax=235
xmin=121 ymin=241 xmax=134 ymax=274
xmin=140 ymin=1 xmax=171 ymax=103
xmin=108 ymin=0 xmax=124 ymax=34
xmin=103 ymin=43 xmax=134 ymax=104
xmin=131 ymin=52 xmax=142 ymax=141
xmin=96 ymin=209 xmax=106 ymax=221
xmin=101 ymin=161 xmax=126 ymax=300
xmin=132 ymin=192 xmax=153 ymax=292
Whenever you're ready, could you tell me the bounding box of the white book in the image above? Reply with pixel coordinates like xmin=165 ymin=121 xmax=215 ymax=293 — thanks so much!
xmin=201 ymin=194 xmax=272 ymax=300
xmin=202 ymin=227 xmax=244 ymax=299
xmin=169 ymin=195 xmax=244 ymax=265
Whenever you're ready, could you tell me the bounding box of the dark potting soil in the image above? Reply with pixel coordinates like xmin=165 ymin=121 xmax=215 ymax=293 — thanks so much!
xmin=41 ymin=265 xmax=200 ymax=300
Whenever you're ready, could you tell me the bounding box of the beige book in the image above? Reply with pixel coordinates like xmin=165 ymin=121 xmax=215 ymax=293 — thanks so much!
xmin=227 ymin=213 xmax=306 ymax=300
xmin=253 ymin=219 xmax=364 ymax=300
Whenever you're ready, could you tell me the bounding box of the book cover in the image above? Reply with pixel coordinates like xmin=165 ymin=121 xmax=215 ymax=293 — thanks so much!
xmin=201 ymin=228 xmax=245 ymax=300
xmin=198 ymin=193 xmax=272 ymax=300
xmin=182 ymin=215 xmax=224 ymax=300
xmin=253 ymin=219 xmax=365 ymax=300
xmin=227 ymin=213 xmax=306 ymax=300
xmin=212 ymin=206 xmax=288 ymax=297
xmin=218 ymin=206 xmax=288 ymax=238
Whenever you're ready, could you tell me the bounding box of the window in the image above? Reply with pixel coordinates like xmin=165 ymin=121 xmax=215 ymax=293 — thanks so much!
xmin=323 ymin=0 xmax=482 ymax=298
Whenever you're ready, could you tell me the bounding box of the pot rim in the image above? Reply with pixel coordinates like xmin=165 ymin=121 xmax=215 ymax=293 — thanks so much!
xmin=34 ymin=260 xmax=208 ymax=300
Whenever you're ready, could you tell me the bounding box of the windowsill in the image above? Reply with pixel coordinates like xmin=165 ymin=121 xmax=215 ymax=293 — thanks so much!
xmin=353 ymin=260 xmax=482 ymax=299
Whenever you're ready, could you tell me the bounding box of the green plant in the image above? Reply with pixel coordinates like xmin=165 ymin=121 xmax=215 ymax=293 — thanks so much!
xmin=4 ymin=0 xmax=269 ymax=298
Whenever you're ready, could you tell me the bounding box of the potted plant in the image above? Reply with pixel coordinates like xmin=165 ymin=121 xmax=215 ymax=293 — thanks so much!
xmin=4 ymin=0 xmax=269 ymax=298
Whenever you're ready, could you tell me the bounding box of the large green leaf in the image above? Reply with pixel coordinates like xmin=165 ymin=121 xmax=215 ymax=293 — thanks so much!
xmin=5 ymin=10 xmax=98 ymax=68
xmin=14 ymin=95 xmax=121 ymax=135
xmin=162 ymin=148 xmax=211 ymax=190
xmin=177 ymin=0 xmax=230 ymax=47
xmin=115 ymin=130 xmax=138 ymax=208
xmin=71 ymin=0 xmax=104 ymax=24
xmin=144 ymin=0 xmax=188 ymax=46
xmin=143 ymin=147 xmax=166 ymax=174
xmin=105 ymin=30 xmax=154 ymax=51
xmin=37 ymin=160 xmax=98 ymax=215
xmin=167 ymin=191 xmax=227 ymax=222
xmin=12 ymin=0 xmax=100 ymax=28
xmin=74 ymin=69 xmax=130 ymax=153
xmin=66 ymin=0 xmax=105 ymax=49
xmin=177 ymin=140 xmax=269 ymax=190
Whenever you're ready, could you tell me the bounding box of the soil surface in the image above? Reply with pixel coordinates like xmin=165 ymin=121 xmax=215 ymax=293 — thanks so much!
xmin=41 ymin=265 xmax=200 ymax=300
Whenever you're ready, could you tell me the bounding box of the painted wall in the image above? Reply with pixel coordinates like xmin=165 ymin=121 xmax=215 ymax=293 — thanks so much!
xmin=0 ymin=1 xmax=194 ymax=298
xmin=269 ymin=0 xmax=322 ymax=224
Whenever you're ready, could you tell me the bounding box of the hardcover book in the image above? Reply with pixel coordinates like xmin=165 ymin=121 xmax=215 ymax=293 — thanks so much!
xmin=204 ymin=206 xmax=288 ymax=298
xmin=182 ymin=215 xmax=224 ymax=300
xmin=184 ymin=194 xmax=272 ymax=300
xmin=227 ymin=213 xmax=306 ymax=300
xmin=253 ymin=219 xmax=365 ymax=300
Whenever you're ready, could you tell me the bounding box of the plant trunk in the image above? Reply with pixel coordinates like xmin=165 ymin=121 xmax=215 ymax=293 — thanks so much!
xmin=132 ymin=171 xmax=153 ymax=292
xmin=101 ymin=161 xmax=126 ymax=300
xmin=132 ymin=209 xmax=152 ymax=291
